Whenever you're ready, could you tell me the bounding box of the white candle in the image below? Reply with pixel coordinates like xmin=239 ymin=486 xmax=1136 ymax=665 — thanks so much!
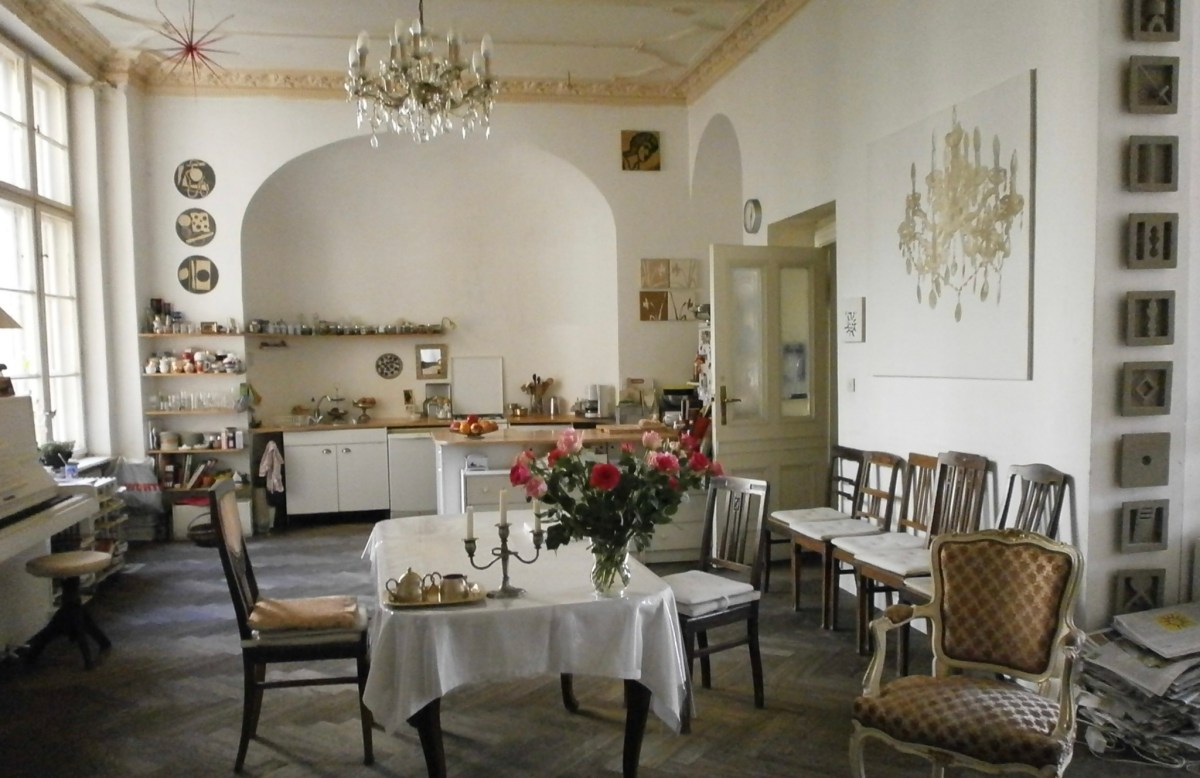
xmin=498 ymin=490 xmax=507 ymax=526
xmin=533 ymin=499 xmax=541 ymax=531
xmin=466 ymin=506 xmax=474 ymax=540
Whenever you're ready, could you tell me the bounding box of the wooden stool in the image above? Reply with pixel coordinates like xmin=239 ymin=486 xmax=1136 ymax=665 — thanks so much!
xmin=24 ymin=550 xmax=112 ymax=670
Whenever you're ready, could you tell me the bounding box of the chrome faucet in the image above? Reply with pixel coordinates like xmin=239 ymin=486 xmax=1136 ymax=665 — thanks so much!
xmin=312 ymin=391 xmax=346 ymax=424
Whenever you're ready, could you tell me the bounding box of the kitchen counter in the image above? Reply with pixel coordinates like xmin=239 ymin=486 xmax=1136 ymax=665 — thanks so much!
xmin=255 ymin=414 xmax=615 ymax=434
xmin=430 ymin=427 xmax=653 ymax=446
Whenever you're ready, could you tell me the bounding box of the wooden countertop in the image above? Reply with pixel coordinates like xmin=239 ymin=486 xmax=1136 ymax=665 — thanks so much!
xmin=254 ymin=414 xmax=614 ymax=434
xmin=430 ymin=427 xmax=659 ymax=446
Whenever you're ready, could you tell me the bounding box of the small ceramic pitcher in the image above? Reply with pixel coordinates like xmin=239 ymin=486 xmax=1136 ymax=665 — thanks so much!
xmin=422 ymin=572 xmax=443 ymax=603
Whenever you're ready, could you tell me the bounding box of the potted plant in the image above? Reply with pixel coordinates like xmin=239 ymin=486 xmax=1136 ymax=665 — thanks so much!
xmin=39 ymin=440 xmax=74 ymax=470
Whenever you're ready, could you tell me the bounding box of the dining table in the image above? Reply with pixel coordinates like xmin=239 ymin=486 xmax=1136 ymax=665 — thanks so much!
xmin=362 ymin=510 xmax=689 ymax=778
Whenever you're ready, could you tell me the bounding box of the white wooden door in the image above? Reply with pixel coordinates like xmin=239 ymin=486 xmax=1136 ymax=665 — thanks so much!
xmin=709 ymin=244 xmax=833 ymax=514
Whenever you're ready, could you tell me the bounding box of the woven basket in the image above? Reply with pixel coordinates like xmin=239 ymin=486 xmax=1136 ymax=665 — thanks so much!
xmin=186 ymin=513 xmax=218 ymax=548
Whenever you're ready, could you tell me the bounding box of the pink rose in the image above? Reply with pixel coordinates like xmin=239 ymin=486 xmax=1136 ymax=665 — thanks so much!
xmin=525 ymin=476 xmax=548 ymax=499
xmin=558 ymin=427 xmax=584 ymax=454
xmin=653 ymin=452 xmax=680 ymax=474
xmin=688 ymin=451 xmax=710 ymax=471
xmin=641 ymin=430 xmax=663 ymax=450
xmin=510 ymin=462 xmax=531 ymax=486
xmin=620 ymin=442 xmax=634 ymax=454
xmin=589 ymin=462 xmax=621 ymax=490
xmin=680 ymin=433 xmax=699 ymax=452
xmin=513 ymin=448 xmax=535 ymax=466
xmin=709 ymin=460 xmax=724 ymax=477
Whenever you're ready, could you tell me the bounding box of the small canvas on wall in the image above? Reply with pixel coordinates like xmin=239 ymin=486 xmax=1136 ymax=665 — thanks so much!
xmin=622 ymin=131 xmax=661 ymax=171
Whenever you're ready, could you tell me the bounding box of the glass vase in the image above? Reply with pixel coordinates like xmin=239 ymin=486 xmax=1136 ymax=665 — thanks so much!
xmin=590 ymin=540 xmax=632 ymax=597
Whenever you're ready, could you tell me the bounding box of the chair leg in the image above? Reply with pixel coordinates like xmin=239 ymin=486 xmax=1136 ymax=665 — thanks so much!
xmin=791 ymin=541 xmax=803 ymax=612
xmin=683 ymin=627 xmax=697 ymax=681
xmin=235 ymin=657 xmax=260 ymax=772
xmin=856 ymin=573 xmax=872 ymax=656
xmin=80 ymin=607 xmax=112 ymax=652
xmin=357 ymin=651 xmax=374 ymax=765
xmin=830 ymin=559 xmax=843 ymax=632
xmin=697 ymin=631 xmax=712 ymax=689
xmin=560 ymin=673 xmax=579 ymax=712
xmin=749 ymin=613 xmax=764 ymax=709
xmin=848 ymin=728 xmax=868 ymax=778
xmin=820 ymin=548 xmax=836 ymax=630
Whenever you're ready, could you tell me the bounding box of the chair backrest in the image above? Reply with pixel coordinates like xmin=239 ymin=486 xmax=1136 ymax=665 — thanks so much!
xmin=928 ymin=529 xmax=1082 ymax=685
xmin=851 ymin=451 xmax=905 ymax=531
xmin=998 ymin=463 xmax=1068 ymax=539
xmin=208 ymin=479 xmax=259 ymax=640
xmin=700 ymin=475 xmax=771 ymax=589
xmin=929 ymin=451 xmax=989 ymax=538
xmin=827 ymin=445 xmax=864 ymax=514
xmin=894 ymin=452 xmax=938 ymax=537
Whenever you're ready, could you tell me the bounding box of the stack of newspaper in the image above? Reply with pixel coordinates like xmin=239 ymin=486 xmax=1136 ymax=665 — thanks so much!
xmin=1078 ymin=602 xmax=1200 ymax=768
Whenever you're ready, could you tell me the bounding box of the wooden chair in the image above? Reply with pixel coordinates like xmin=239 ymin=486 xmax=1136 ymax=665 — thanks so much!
xmin=783 ymin=451 xmax=904 ymax=629
xmin=765 ymin=444 xmax=863 ymax=597
xmin=850 ymin=529 xmax=1084 ymax=778
xmin=662 ymin=476 xmax=769 ymax=731
xmin=830 ymin=452 xmax=937 ymax=653
xmin=851 ymin=451 xmax=989 ymax=659
xmin=207 ymin=479 xmax=373 ymax=772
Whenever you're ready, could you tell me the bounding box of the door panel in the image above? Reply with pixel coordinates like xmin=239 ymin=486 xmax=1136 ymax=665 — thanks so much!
xmin=710 ymin=244 xmax=832 ymax=513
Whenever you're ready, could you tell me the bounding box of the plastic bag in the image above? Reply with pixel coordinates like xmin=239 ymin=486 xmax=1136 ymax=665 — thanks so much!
xmin=115 ymin=456 xmax=163 ymax=513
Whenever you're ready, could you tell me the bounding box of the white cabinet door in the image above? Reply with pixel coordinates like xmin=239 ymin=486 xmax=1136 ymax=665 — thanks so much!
xmin=285 ymin=444 xmax=339 ymax=514
xmin=388 ymin=434 xmax=437 ymax=516
xmin=337 ymin=442 xmax=390 ymax=512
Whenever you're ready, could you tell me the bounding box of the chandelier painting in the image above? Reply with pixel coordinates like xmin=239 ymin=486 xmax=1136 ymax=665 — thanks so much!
xmin=896 ymin=109 xmax=1025 ymax=322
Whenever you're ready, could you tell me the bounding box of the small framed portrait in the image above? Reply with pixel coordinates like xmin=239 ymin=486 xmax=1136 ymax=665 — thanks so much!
xmin=622 ymin=130 xmax=661 ymax=171
xmin=199 ymin=321 xmax=220 ymax=334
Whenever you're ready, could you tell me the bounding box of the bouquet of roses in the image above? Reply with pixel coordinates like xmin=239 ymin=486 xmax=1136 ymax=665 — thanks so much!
xmin=509 ymin=427 xmax=722 ymax=553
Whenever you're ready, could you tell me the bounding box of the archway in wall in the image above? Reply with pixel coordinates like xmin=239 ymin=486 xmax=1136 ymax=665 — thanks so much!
xmin=240 ymin=138 xmax=619 ymax=418
xmin=691 ymin=113 xmax=744 ymax=254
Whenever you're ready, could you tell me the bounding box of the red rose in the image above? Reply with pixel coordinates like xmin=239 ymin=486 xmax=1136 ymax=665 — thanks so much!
xmin=668 ymin=476 xmax=679 ymax=490
xmin=510 ymin=462 xmax=531 ymax=485
xmin=547 ymin=448 xmax=564 ymax=466
xmin=620 ymin=442 xmax=634 ymax=454
xmin=653 ymin=452 xmax=680 ymax=474
xmin=688 ymin=451 xmax=710 ymax=471
xmin=709 ymin=460 xmax=724 ymax=477
xmin=589 ymin=462 xmax=621 ymax=490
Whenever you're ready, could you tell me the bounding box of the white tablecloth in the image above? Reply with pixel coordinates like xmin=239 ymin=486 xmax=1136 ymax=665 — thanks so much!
xmin=362 ymin=511 xmax=689 ymax=733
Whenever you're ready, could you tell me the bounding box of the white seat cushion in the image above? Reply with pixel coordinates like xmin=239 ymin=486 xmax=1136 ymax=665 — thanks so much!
xmin=770 ymin=507 xmax=852 ymax=531
xmin=793 ymin=518 xmax=885 ymax=542
xmin=854 ymin=547 xmax=932 ymax=577
xmin=246 ymin=601 xmax=369 ymax=646
xmin=903 ymin=576 xmax=934 ymax=599
xmin=663 ymin=570 xmax=760 ymax=617
xmin=832 ymin=532 xmax=925 ymax=556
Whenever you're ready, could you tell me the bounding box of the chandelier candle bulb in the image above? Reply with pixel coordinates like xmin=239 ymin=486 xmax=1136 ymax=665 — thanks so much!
xmin=533 ymin=500 xmax=541 ymax=532
xmin=498 ymin=490 xmax=507 ymax=526
xmin=466 ymin=506 xmax=474 ymax=540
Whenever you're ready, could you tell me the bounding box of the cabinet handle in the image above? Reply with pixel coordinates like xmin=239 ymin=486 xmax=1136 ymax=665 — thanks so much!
xmin=322 ymin=448 xmax=333 ymax=455
xmin=342 ymin=447 xmax=352 ymax=454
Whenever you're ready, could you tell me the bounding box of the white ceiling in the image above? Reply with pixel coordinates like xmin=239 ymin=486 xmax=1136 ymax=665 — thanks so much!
xmin=50 ymin=0 xmax=800 ymax=101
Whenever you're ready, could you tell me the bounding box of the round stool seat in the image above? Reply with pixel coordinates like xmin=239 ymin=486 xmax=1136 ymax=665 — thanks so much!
xmin=26 ymin=550 xmax=112 ymax=579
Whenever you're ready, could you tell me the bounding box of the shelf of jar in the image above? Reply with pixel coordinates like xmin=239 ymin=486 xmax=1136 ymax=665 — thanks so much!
xmin=145 ymin=409 xmax=245 ymax=416
xmin=244 ymin=332 xmax=445 ymax=339
xmin=142 ymin=372 xmax=245 ymax=378
xmin=139 ymin=332 xmax=243 ymax=338
xmin=148 ymin=447 xmax=246 ymax=455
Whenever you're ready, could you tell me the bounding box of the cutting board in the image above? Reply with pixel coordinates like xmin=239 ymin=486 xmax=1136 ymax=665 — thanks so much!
xmin=450 ymin=357 xmax=504 ymax=416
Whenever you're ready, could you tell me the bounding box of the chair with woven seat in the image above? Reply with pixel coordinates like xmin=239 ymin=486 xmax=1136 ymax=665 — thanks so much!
xmin=783 ymin=450 xmax=904 ymax=630
xmin=207 ymin=479 xmax=373 ymax=772
xmin=765 ymin=444 xmax=863 ymax=598
xmin=22 ymin=549 xmax=113 ymax=669
xmin=662 ymin=475 xmax=769 ymax=731
xmin=850 ymin=528 xmax=1085 ymax=777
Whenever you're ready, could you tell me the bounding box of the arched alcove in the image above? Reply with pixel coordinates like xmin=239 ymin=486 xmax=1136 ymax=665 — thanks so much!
xmin=241 ymin=138 xmax=618 ymax=416
xmin=691 ymin=114 xmax=744 ymax=250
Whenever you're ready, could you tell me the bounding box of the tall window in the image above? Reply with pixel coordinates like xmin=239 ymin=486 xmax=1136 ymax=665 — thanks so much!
xmin=0 ymin=36 xmax=81 ymax=449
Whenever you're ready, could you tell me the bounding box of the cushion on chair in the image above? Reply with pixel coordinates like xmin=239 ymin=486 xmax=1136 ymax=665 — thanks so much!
xmin=248 ymin=595 xmax=362 ymax=631
xmin=770 ymin=507 xmax=851 ymax=529
xmin=663 ymin=570 xmax=760 ymax=617
xmin=832 ymin=532 xmax=925 ymax=556
xmin=247 ymin=601 xmax=369 ymax=646
xmin=853 ymin=675 xmax=1067 ymax=770
xmin=792 ymin=518 xmax=885 ymax=542
xmin=853 ymin=547 xmax=931 ymax=576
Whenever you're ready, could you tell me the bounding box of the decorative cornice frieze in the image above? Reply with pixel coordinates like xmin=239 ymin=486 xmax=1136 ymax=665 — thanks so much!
xmin=677 ymin=0 xmax=810 ymax=101
xmin=0 ymin=0 xmax=109 ymax=80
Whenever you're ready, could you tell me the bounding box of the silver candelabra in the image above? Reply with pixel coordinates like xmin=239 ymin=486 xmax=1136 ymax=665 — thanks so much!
xmin=464 ymin=523 xmax=544 ymax=598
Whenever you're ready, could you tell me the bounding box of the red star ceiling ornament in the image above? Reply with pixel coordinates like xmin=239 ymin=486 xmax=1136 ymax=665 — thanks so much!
xmin=153 ymin=0 xmax=233 ymax=89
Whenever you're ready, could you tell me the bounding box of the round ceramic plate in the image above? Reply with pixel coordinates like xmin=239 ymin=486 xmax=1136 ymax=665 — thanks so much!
xmin=375 ymin=352 xmax=403 ymax=378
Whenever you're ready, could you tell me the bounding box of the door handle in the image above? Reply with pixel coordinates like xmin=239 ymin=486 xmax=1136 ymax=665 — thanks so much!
xmin=719 ymin=385 xmax=741 ymax=426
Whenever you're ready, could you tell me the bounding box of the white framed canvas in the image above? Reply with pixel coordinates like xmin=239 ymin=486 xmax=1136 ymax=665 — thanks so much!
xmin=868 ymin=71 xmax=1035 ymax=379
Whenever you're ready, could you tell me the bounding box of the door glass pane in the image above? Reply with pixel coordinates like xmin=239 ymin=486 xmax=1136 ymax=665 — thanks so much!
xmin=730 ymin=266 xmax=763 ymax=419
xmin=780 ymin=266 xmax=813 ymax=418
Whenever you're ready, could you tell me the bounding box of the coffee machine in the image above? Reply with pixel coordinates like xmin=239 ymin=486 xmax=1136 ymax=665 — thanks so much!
xmin=659 ymin=385 xmax=698 ymax=427
xmin=583 ymin=384 xmax=616 ymax=418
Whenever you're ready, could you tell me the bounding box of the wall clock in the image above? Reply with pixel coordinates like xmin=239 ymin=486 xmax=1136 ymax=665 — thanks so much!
xmin=376 ymin=352 xmax=403 ymax=379
xmin=743 ymin=198 xmax=762 ymax=234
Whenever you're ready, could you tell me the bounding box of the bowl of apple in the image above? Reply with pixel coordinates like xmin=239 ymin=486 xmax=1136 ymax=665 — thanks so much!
xmin=449 ymin=415 xmax=500 ymax=438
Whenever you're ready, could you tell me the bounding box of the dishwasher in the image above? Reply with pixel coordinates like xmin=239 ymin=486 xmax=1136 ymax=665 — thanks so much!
xmin=387 ymin=431 xmax=437 ymax=516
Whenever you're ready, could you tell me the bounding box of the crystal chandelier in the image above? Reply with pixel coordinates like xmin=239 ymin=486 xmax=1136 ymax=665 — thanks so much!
xmin=345 ymin=0 xmax=497 ymax=145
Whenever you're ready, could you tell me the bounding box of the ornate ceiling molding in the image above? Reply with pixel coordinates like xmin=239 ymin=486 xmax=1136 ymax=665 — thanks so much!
xmin=678 ymin=0 xmax=810 ymax=101
xmin=0 ymin=0 xmax=110 ymax=79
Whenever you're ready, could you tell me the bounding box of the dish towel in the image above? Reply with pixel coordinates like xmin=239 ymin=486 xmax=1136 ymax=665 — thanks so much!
xmin=258 ymin=441 xmax=285 ymax=494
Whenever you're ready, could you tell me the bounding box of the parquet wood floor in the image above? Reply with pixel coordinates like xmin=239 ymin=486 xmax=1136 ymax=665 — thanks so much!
xmin=0 ymin=521 xmax=1172 ymax=777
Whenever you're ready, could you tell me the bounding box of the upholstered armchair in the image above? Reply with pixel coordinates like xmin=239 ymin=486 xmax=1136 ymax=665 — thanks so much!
xmin=850 ymin=529 xmax=1084 ymax=777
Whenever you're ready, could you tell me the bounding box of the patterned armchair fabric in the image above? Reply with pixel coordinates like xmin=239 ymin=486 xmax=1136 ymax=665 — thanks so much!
xmin=850 ymin=529 xmax=1084 ymax=778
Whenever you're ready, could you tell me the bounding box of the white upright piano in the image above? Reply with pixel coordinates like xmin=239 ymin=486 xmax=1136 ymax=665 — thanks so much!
xmin=0 ymin=397 xmax=97 ymax=649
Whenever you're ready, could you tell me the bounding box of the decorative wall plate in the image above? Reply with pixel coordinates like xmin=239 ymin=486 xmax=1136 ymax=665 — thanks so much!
xmin=177 ymin=256 xmax=218 ymax=294
xmin=176 ymin=208 xmax=216 ymax=246
xmin=174 ymin=159 xmax=215 ymax=199
xmin=376 ymin=352 xmax=403 ymax=379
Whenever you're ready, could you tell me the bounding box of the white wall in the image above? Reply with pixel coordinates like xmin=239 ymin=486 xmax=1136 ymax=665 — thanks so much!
xmin=687 ymin=0 xmax=1113 ymax=625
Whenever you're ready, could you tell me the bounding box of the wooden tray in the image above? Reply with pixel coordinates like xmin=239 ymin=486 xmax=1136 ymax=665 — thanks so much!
xmin=384 ymin=590 xmax=487 ymax=609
